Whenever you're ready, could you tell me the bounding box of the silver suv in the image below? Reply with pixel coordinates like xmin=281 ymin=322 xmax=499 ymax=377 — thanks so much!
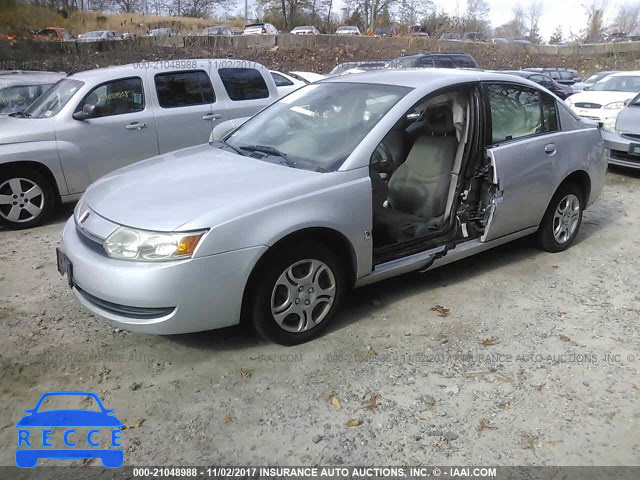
xmin=0 ymin=59 xmax=280 ymax=229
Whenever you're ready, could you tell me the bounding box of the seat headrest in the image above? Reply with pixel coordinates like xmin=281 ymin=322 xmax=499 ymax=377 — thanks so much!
xmin=424 ymin=106 xmax=455 ymax=135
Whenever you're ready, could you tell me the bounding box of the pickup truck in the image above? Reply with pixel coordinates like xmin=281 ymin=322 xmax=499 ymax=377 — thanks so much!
xmin=0 ymin=59 xmax=280 ymax=229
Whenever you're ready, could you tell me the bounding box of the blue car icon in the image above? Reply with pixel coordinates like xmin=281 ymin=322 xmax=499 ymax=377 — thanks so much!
xmin=16 ymin=391 xmax=123 ymax=468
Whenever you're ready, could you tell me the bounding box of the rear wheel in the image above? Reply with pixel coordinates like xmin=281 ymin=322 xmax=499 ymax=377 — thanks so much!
xmin=0 ymin=167 xmax=55 ymax=229
xmin=536 ymin=183 xmax=583 ymax=252
xmin=249 ymin=242 xmax=345 ymax=345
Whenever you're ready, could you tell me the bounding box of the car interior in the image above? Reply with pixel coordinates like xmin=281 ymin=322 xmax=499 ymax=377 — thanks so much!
xmin=370 ymin=90 xmax=472 ymax=249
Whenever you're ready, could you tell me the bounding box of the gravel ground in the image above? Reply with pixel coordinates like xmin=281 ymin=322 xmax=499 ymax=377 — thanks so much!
xmin=1 ymin=168 xmax=639 ymax=467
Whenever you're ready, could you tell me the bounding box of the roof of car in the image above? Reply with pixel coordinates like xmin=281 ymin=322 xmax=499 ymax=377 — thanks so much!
xmin=322 ymin=68 xmax=528 ymax=88
xmin=606 ymin=70 xmax=640 ymax=77
xmin=68 ymin=59 xmax=261 ymax=81
xmin=0 ymin=71 xmax=65 ymax=86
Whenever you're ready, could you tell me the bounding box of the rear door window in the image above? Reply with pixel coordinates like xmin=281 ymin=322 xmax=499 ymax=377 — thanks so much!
xmin=434 ymin=56 xmax=453 ymax=68
xmin=218 ymin=68 xmax=269 ymax=101
xmin=270 ymin=72 xmax=293 ymax=87
xmin=154 ymin=70 xmax=215 ymax=108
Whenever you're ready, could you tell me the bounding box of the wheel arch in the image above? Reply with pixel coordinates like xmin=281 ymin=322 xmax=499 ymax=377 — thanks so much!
xmin=240 ymin=227 xmax=358 ymax=324
xmin=0 ymin=160 xmax=62 ymax=204
xmin=559 ymin=170 xmax=591 ymax=205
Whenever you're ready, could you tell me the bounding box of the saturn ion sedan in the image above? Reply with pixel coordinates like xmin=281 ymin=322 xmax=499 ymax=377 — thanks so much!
xmin=57 ymin=69 xmax=607 ymax=345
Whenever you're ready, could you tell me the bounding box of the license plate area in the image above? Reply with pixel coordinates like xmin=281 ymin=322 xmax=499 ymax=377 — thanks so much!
xmin=629 ymin=143 xmax=640 ymax=156
xmin=56 ymin=247 xmax=74 ymax=288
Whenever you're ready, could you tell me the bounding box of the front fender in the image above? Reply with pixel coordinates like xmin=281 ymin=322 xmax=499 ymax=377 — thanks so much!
xmin=0 ymin=141 xmax=68 ymax=195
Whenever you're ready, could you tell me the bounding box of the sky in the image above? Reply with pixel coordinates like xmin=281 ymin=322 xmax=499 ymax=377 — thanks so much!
xmin=433 ymin=0 xmax=620 ymax=41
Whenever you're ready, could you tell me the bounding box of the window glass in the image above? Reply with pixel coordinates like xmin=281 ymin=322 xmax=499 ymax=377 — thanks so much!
xmin=0 ymin=84 xmax=51 ymax=115
xmin=541 ymin=93 xmax=559 ymax=132
xmin=419 ymin=57 xmax=435 ymax=68
xmin=154 ymin=70 xmax=215 ymax=108
xmin=435 ymin=56 xmax=453 ymax=68
xmin=488 ymin=84 xmax=544 ymax=143
xmin=24 ymin=79 xmax=84 ymax=118
xmin=76 ymin=77 xmax=144 ymax=118
xmin=271 ymin=72 xmax=294 ymax=87
xmin=219 ymin=68 xmax=269 ymax=101
xmin=559 ymin=71 xmax=573 ymax=80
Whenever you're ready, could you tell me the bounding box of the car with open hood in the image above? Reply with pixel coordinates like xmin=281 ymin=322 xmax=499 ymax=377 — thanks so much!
xmin=57 ymin=69 xmax=606 ymax=345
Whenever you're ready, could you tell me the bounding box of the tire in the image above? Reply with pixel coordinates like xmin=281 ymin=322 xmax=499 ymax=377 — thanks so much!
xmin=536 ymin=182 xmax=583 ymax=253
xmin=0 ymin=167 xmax=55 ymax=230
xmin=248 ymin=241 xmax=346 ymax=345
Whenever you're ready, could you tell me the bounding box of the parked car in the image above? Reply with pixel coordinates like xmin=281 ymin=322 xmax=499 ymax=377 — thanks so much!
xmin=489 ymin=37 xmax=510 ymax=45
xmin=288 ymin=71 xmax=326 ymax=83
xmin=387 ymin=53 xmax=478 ymax=69
xmin=374 ymin=27 xmax=396 ymax=37
xmin=602 ymin=92 xmax=640 ymax=168
xmin=329 ymin=61 xmax=387 ymax=76
xmin=31 ymin=27 xmax=74 ymax=41
xmin=523 ymin=67 xmax=581 ymax=85
xmin=270 ymin=70 xmax=306 ymax=95
xmin=200 ymin=26 xmax=233 ymax=36
xmin=0 ymin=59 xmax=281 ymax=229
xmin=439 ymin=33 xmax=461 ymax=41
xmin=1 ymin=32 xmax=18 ymax=45
xmin=77 ymin=30 xmax=123 ymax=42
xmin=57 ymin=69 xmax=605 ymax=345
xmin=290 ymin=26 xmax=320 ymax=35
xmin=572 ymin=70 xmax=619 ymax=91
xmin=608 ymin=32 xmax=629 ymax=43
xmin=499 ymin=70 xmax=573 ymax=99
xmin=0 ymin=71 xmax=65 ymax=116
xmin=462 ymin=32 xmax=485 ymax=42
xmin=243 ymin=23 xmax=278 ymax=35
xmin=335 ymin=26 xmax=361 ymax=35
xmin=511 ymin=38 xmax=533 ymax=45
xmin=147 ymin=28 xmax=179 ymax=37
xmin=564 ymin=71 xmax=640 ymax=123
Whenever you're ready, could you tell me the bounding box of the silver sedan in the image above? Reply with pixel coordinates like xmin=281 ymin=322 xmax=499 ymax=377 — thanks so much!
xmin=57 ymin=69 xmax=607 ymax=345
xmin=602 ymin=93 xmax=640 ymax=169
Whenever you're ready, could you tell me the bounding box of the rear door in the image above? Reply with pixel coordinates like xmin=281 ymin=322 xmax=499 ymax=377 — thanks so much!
xmin=212 ymin=66 xmax=274 ymax=118
xmin=481 ymin=83 xmax=563 ymax=241
xmin=149 ymin=61 xmax=223 ymax=153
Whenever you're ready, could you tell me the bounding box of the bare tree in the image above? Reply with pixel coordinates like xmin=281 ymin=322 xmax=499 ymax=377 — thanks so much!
xmin=584 ymin=0 xmax=609 ymax=39
xmin=397 ymin=0 xmax=433 ymax=26
xmin=523 ymin=0 xmax=543 ymax=43
xmin=495 ymin=3 xmax=526 ymax=39
xmin=611 ymin=2 xmax=640 ymax=34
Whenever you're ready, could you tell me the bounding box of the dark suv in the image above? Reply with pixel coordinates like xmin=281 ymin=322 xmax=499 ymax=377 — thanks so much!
xmin=522 ymin=68 xmax=582 ymax=85
xmin=387 ymin=53 xmax=478 ymax=69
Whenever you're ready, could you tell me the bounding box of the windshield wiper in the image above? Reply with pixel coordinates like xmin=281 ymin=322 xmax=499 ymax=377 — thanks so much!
xmin=9 ymin=111 xmax=31 ymax=118
xmin=240 ymin=145 xmax=296 ymax=167
xmin=210 ymin=140 xmax=244 ymax=156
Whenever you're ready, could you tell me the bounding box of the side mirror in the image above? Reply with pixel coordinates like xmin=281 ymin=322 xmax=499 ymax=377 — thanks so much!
xmin=73 ymin=104 xmax=96 ymax=121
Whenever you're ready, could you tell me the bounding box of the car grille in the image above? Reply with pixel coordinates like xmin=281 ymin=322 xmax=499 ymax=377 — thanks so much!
xmin=76 ymin=286 xmax=176 ymax=320
xmin=579 ymin=115 xmax=602 ymax=122
xmin=76 ymin=225 xmax=108 ymax=256
xmin=575 ymin=102 xmax=602 ymax=109
xmin=610 ymin=149 xmax=640 ymax=164
xmin=621 ymin=132 xmax=640 ymax=141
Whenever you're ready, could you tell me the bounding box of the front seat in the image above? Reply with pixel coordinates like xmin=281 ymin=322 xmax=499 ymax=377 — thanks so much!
xmin=388 ymin=106 xmax=457 ymax=220
xmin=374 ymin=106 xmax=458 ymax=244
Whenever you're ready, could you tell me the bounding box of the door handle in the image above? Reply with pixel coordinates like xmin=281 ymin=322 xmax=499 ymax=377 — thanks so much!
xmin=125 ymin=122 xmax=147 ymax=130
xmin=202 ymin=113 xmax=222 ymax=121
xmin=544 ymin=143 xmax=556 ymax=155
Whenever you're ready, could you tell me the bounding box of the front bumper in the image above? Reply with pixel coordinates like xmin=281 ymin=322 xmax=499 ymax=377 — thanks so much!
xmin=569 ymin=107 xmax=619 ymax=123
xmin=60 ymin=217 xmax=268 ymax=334
xmin=602 ymin=131 xmax=640 ymax=169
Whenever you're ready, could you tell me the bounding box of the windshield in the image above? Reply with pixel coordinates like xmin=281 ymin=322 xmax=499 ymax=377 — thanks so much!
xmin=224 ymin=82 xmax=411 ymax=172
xmin=630 ymin=93 xmax=640 ymax=106
xmin=24 ymin=79 xmax=83 ymax=118
xmin=0 ymin=84 xmax=51 ymax=115
xmin=589 ymin=76 xmax=640 ymax=92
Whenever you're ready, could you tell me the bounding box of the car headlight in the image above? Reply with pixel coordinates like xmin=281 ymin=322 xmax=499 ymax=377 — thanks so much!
xmin=604 ymin=101 xmax=625 ymax=109
xmin=104 ymin=227 xmax=208 ymax=261
xmin=602 ymin=117 xmax=617 ymax=133
xmin=564 ymin=97 xmax=573 ymax=106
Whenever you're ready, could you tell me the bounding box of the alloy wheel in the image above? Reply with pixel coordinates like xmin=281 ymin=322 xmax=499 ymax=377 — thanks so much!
xmin=552 ymin=193 xmax=580 ymax=244
xmin=0 ymin=177 xmax=45 ymax=224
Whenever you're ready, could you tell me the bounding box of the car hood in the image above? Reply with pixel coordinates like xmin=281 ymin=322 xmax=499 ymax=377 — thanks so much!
xmin=16 ymin=410 xmax=123 ymax=427
xmin=85 ymin=144 xmax=324 ymax=232
xmin=0 ymin=116 xmax=55 ymax=145
xmin=616 ymin=105 xmax=640 ymax=133
xmin=568 ymin=91 xmax=637 ymax=105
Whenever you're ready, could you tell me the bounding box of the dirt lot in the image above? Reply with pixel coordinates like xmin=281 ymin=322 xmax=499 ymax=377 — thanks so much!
xmin=0 ymin=168 xmax=639 ymax=468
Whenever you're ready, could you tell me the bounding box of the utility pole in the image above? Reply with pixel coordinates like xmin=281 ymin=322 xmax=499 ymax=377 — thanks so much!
xmin=245 ymin=0 xmax=248 ymax=23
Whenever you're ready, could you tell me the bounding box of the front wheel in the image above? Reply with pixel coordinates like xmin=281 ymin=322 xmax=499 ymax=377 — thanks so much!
xmin=249 ymin=242 xmax=346 ymax=345
xmin=0 ymin=167 xmax=55 ymax=229
xmin=536 ymin=183 xmax=583 ymax=253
